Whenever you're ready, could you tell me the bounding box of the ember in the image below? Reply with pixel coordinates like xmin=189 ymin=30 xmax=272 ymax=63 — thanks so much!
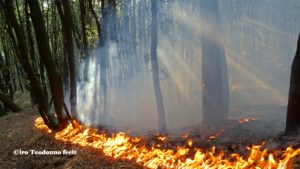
xmin=35 ymin=117 xmax=300 ymax=169
xmin=208 ymin=130 xmax=224 ymax=140
xmin=239 ymin=117 xmax=258 ymax=124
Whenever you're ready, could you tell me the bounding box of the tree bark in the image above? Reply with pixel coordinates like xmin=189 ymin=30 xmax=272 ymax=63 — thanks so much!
xmin=200 ymin=0 xmax=229 ymax=127
xmin=286 ymin=34 xmax=300 ymax=135
xmin=0 ymin=34 xmax=14 ymax=99
xmin=151 ymin=0 xmax=167 ymax=132
xmin=26 ymin=0 xmax=68 ymax=130
xmin=99 ymin=0 xmax=108 ymax=118
xmin=56 ymin=0 xmax=77 ymax=119
xmin=0 ymin=92 xmax=22 ymax=112
xmin=79 ymin=0 xmax=88 ymax=59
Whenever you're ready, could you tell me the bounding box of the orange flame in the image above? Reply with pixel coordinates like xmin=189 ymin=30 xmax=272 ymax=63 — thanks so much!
xmin=239 ymin=117 xmax=258 ymax=124
xmin=35 ymin=117 xmax=300 ymax=169
xmin=208 ymin=130 xmax=224 ymax=140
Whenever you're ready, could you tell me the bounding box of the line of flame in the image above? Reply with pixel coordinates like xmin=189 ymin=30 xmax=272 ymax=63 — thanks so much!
xmin=35 ymin=117 xmax=300 ymax=169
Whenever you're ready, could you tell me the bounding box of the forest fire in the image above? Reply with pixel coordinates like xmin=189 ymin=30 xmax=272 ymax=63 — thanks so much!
xmin=35 ymin=117 xmax=300 ymax=169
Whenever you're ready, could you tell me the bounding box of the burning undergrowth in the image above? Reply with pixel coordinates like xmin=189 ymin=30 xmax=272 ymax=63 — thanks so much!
xmin=35 ymin=117 xmax=300 ymax=169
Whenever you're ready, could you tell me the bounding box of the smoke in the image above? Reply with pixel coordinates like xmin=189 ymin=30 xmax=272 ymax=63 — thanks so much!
xmin=67 ymin=0 xmax=300 ymax=135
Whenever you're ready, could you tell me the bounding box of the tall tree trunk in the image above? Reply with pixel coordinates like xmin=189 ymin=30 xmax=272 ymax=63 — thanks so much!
xmin=80 ymin=0 xmax=88 ymax=59
xmin=14 ymin=55 xmax=24 ymax=92
xmin=25 ymin=2 xmax=38 ymax=74
xmin=100 ymin=0 xmax=108 ymax=119
xmin=200 ymin=0 xmax=229 ymax=128
xmin=286 ymin=34 xmax=300 ymax=135
xmin=85 ymin=0 xmax=109 ymax=122
xmin=26 ymin=0 xmax=68 ymax=130
xmin=151 ymin=0 xmax=167 ymax=132
xmin=0 ymin=34 xmax=14 ymax=99
xmin=56 ymin=0 xmax=77 ymax=119
xmin=25 ymin=1 xmax=44 ymax=106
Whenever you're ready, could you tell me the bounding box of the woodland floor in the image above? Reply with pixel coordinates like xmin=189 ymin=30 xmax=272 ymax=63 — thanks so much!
xmin=0 ymin=92 xmax=143 ymax=169
xmin=1 ymin=93 xmax=300 ymax=169
xmin=0 ymin=110 xmax=145 ymax=169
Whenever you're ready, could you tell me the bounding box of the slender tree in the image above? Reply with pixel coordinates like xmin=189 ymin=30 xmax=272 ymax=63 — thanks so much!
xmin=151 ymin=0 xmax=167 ymax=132
xmin=200 ymin=0 xmax=229 ymax=128
xmin=286 ymin=34 xmax=300 ymax=135
xmin=55 ymin=0 xmax=78 ymax=119
xmin=0 ymin=33 xmax=14 ymax=99
xmin=99 ymin=0 xmax=109 ymax=119
xmin=80 ymin=0 xmax=88 ymax=59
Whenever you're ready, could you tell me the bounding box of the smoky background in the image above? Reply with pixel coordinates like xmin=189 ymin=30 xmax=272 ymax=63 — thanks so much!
xmin=63 ymin=0 xmax=300 ymax=135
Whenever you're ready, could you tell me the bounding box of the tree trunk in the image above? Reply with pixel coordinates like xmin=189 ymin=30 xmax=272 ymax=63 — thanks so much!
xmin=79 ymin=0 xmax=88 ymax=59
xmin=151 ymin=0 xmax=167 ymax=132
xmin=200 ymin=0 xmax=229 ymax=128
xmin=286 ymin=34 xmax=300 ymax=135
xmin=0 ymin=92 xmax=22 ymax=112
xmin=26 ymin=0 xmax=68 ymax=130
xmin=57 ymin=0 xmax=77 ymax=119
xmin=25 ymin=1 xmax=39 ymax=74
xmin=100 ymin=0 xmax=108 ymax=119
xmin=1 ymin=35 xmax=14 ymax=99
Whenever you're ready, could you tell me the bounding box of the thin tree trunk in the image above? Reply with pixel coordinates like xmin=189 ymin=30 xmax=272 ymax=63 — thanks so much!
xmin=80 ymin=0 xmax=88 ymax=59
xmin=54 ymin=0 xmax=68 ymax=78
xmin=25 ymin=2 xmax=38 ymax=74
xmin=14 ymin=56 xmax=24 ymax=92
xmin=80 ymin=0 xmax=89 ymax=81
xmin=0 ymin=34 xmax=14 ymax=99
xmin=87 ymin=0 xmax=109 ymax=120
xmin=59 ymin=0 xmax=77 ymax=119
xmin=100 ymin=0 xmax=109 ymax=118
xmin=151 ymin=0 xmax=167 ymax=132
xmin=24 ymin=1 xmax=44 ymax=106
xmin=286 ymin=34 xmax=300 ymax=135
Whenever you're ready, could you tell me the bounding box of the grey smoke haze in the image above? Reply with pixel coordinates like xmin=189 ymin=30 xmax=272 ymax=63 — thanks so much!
xmin=67 ymin=0 xmax=300 ymax=134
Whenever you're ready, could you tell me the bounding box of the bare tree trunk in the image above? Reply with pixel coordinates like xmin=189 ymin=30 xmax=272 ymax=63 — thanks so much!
xmin=25 ymin=2 xmax=39 ymax=74
xmin=62 ymin=0 xmax=77 ymax=118
xmin=100 ymin=0 xmax=108 ymax=119
xmin=87 ymin=0 xmax=109 ymax=121
xmin=80 ymin=0 xmax=88 ymax=59
xmin=151 ymin=0 xmax=167 ymax=132
xmin=56 ymin=0 xmax=77 ymax=119
xmin=26 ymin=0 xmax=68 ymax=130
xmin=286 ymin=34 xmax=300 ymax=135
xmin=200 ymin=0 xmax=229 ymax=128
xmin=1 ymin=35 xmax=14 ymax=99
